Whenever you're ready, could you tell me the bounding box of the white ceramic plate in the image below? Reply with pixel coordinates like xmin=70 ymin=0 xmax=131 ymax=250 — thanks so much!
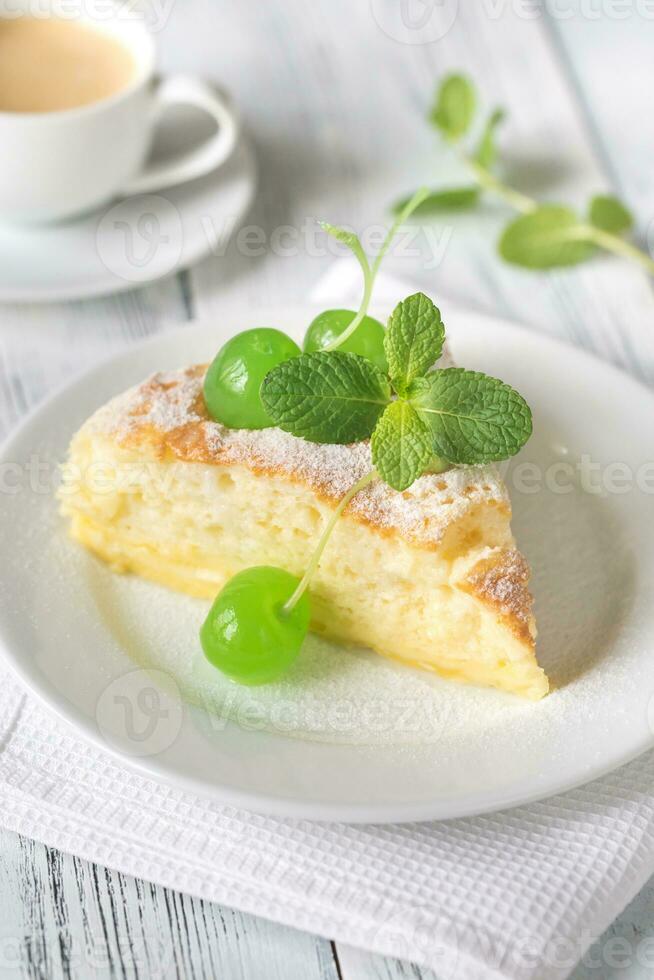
xmin=0 ymin=306 xmax=652 ymax=823
xmin=0 ymin=111 xmax=256 ymax=303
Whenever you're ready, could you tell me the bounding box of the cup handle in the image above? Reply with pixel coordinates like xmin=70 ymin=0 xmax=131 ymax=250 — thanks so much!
xmin=120 ymin=75 xmax=239 ymax=197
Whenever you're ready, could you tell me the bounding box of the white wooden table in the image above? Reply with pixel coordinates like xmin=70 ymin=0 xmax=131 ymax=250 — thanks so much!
xmin=1 ymin=2 xmax=653 ymax=976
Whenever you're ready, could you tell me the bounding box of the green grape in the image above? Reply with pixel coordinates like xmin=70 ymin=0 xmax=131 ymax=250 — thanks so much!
xmin=303 ymin=309 xmax=387 ymax=371
xmin=200 ymin=566 xmax=311 ymax=685
xmin=203 ymin=328 xmax=301 ymax=429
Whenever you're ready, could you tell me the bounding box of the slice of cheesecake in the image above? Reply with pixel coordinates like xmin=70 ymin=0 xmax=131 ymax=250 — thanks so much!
xmin=59 ymin=365 xmax=548 ymax=700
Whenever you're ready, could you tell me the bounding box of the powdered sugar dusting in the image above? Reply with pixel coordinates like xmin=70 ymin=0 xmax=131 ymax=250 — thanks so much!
xmin=87 ymin=366 xmax=509 ymax=546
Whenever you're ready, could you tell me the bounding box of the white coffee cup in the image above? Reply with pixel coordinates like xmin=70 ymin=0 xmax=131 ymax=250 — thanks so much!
xmin=0 ymin=0 xmax=239 ymax=223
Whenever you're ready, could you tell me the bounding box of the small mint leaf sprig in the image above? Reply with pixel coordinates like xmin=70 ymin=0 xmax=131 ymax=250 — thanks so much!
xmin=262 ymin=290 xmax=532 ymax=492
xmin=396 ymin=73 xmax=654 ymax=277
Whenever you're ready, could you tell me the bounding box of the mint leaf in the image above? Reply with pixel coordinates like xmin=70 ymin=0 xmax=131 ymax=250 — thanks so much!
xmin=589 ymin=195 xmax=633 ymax=235
xmin=430 ymin=74 xmax=476 ymax=141
xmin=384 ymin=293 xmax=445 ymax=393
xmin=499 ymin=205 xmax=596 ymax=269
xmin=371 ymin=401 xmax=432 ymax=491
xmin=410 ymin=368 xmax=532 ymax=464
xmin=475 ymin=108 xmax=505 ymax=169
xmin=261 ymin=351 xmax=391 ymax=444
xmin=393 ymin=187 xmax=480 ymax=215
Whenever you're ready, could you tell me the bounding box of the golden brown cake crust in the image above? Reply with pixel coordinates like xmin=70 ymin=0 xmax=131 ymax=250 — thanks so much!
xmin=461 ymin=548 xmax=536 ymax=646
xmin=84 ymin=366 xmax=512 ymax=550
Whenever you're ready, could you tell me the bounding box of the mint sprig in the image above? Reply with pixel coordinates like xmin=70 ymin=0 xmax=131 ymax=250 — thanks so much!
xmin=393 ymin=187 xmax=480 ymax=215
xmin=262 ymin=291 xmax=532 ymax=492
xmin=499 ymin=205 xmax=596 ymax=270
xmin=371 ymin=401 xmax=432 ymax=491
xmin=397 ymin=72 xmax=654 ymax=277
xmin=260 ymin=350 xmax=390 ymax=444
xmin=474 ymin=107 xmax=505 ymax=169
xmin=384 ymin=292 xmax=444 ymax=393
xmin=589 ymin=195 xmax=634 ymax=235
xmin=410 ymin=369 xmax=532 ymax=464
xmin=430 ymin=73 xmax=476 ymax=141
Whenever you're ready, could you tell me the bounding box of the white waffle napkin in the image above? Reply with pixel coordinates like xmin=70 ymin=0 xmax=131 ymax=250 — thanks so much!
xmin=1 ymin=265 xmax=653 ymax=980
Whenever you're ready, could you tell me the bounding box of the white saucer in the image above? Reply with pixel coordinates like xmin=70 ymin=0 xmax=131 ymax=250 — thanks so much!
xmin=0 ymin=305 xmax=653 ymax=823
xmin=0 ymin=120 xmax=256 ymax=303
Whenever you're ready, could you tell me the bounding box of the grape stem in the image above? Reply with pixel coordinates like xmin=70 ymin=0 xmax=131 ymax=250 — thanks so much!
xmin=282 ymin=469 xmax=377 ymax=616
xmin=323 ymin=187 xmax=430 ymax=352
xmin=461 ymin=152 xmax=654 ymax=276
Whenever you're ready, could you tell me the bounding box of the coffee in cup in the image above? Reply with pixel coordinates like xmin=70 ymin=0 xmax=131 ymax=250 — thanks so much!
xmin=0 ymin=1 xmax=239 ymax=223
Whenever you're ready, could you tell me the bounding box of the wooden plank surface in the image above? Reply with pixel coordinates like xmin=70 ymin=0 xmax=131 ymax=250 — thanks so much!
xmin=0 ymin=0 xmax=653 ymax=977
xmin=0 ymin=279 xmax=189 ymax=440
xmin=168 ymin=0 xmax=654 ymax=376
xmin=0 ymin=830 xmax=340 ymax=979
